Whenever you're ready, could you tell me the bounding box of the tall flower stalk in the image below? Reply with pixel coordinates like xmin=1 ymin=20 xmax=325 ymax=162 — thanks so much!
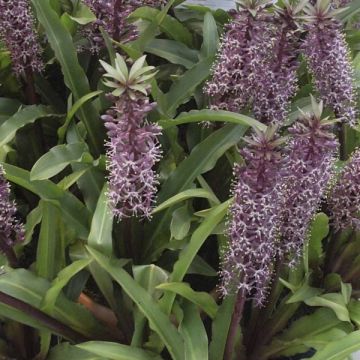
xmin=0 ymin=166 xmax=24 ymax=268
xmin=279 ymin=98 xmax=339 ymax=265
xmin=328 ymin=149 xmax=360 ymax=231
xmin=0 ymin=0 xmax=43 ymax=77
xmin=303 ymin=0 xmax=357 ymax=127
xmin=204 ymin=0 xmax=276 ymax=114
xmin=252 ymin=1 xmax=302 ymax=124
xmin=220 ymin=127 xmax=285 ymax=306
xmin=100 ymin=54 xmax=162 ymax=220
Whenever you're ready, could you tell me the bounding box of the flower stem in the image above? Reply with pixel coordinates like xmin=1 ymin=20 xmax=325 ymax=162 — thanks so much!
xmin=224 ymin=289 xmax=246 ymax=360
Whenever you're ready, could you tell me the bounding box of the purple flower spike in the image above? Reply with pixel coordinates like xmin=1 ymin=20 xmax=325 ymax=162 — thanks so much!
xmin=252 ymin=3 xmax=302 ymax=124
xmin=303 ymin=0 xmax=357 ymax=127
xmin=0 ymin=0 xmax=43 ymax=76
xmin=328 ymin=149 xmax=360 ymax=231
xmin=100 ymin=54 xmax=162 ymax=220
xmin=279 ymin=98 xmax=339 ymax=265
xmin=204 ymin=1 xmax=276 ymax=114
xmin=0 ymin=165 xmax=24 ymax=250
xmin=220 ymin=127 xmax=285 ymax=306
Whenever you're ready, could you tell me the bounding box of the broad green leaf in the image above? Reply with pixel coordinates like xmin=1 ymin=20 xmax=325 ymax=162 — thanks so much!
xmin=88 ymin=184 xmax=113 ymax=256
xmin=86 ymin=246 xmax=185 ymax=360
xmin=305 ymin=212 xmax=329 ymax=272
xmin=58 ymin=90 xmax=103 ymax=143
xmin=0 ymin=105 xmax=56 ymax=148
xmin=153 ymin=188 xmax=219 ymax=214
xmin=36 ymin=201 xmax=64 ymax=280
xmin=24 ymin=205 xmax=42 ymax=244
xmin=163 ymin=58 xmax=213 ymax=116
xmin=0 ymin=97 xmax=21 ymax=122
xmin=158 ymin=282 xmax=218 ymax=319
xmin=170 ymin=205 xmax=192 ymax=240
xmin=263 ymin=308 xmax=348 ymax=359
xmin=201 ymin=12 xmax=219 ymax=58
xmin=41 ymin=258 xmax=92 ymax=314
xmin=145 ymin=39 xmax=198 ymax=69
xmin=309 ymin=330 xmax=360 ymax=360
xmin=179 ymin=302 xmax=208 ymax=360
xmin=349 ymin=299 xmax=360 ymax=327
xmin=160 ymin=201 xmax=229 ymax=315
xmin=305 ymin=293 xmax=350 ymax=322
xmin=158 ymin=109 xmax=265 ymax=130
xmin=286 ymin=281 xmax=323 ymax=304
xmin=209 ymin=296 xmax=236 ymax=360
xmin=32 ymin=0 xmax=104 ymax=155
xmin=2 ymin=163 xmax=90 ymax=239
xmin=133 ymin=265 xmax=169 ymax=300
xmin=30 ymin=142 xmax=89 ymax=180
xmin=69 ymin=3 xmax=96 ymax=24
xmin=145 ymin=124 xmax=248 ymax=260
xmin=77 ymin=341 xmax=163 ymax=360
xmin=48 ymin=343 xmax=102 ymax=360
xmin=0 ymin=268 xmax=107 ymax=339
xmin=130 ymin=7 xmax=192 ymax=46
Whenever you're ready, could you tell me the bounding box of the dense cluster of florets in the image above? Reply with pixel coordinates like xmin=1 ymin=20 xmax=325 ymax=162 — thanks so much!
xmin=82 ymin=0 xmax=165 ymax=53
xmin=0 ymin=0 xmax=43 ymax=76
xmin=328 ymin=149 xmax=360 ymax=231
xmin=0 ymin=166 xmax=24 ymax=250
xmin=303 ymin=2 xmax=357 ymax=126
xmin=100 ymin=54 xmax=162 ymax=220
xmin=220 ymin=128 xmax=284 ymax=305
xmin=278 ymin=103 xmax=339 ymax=265
xmin=204 ymin=5 xmax=276 ymax=115
xmin=102 ymin=96 xmax=162 ymax=220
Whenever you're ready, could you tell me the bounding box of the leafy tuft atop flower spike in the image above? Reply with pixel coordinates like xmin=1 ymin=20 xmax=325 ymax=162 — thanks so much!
xmin=100 ymin=54 xmax=162 ymax=220
xmin=100 ymin=54 xmax=156 ymax=98
xmin=303 ymin=0 xmax=357 ymax=127
xmin=278 ymin=97 xmax=339 ymax=265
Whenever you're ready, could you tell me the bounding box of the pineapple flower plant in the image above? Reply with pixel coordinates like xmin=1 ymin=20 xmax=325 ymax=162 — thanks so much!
xmin=0 ymin=0 xmax=358 ymax=359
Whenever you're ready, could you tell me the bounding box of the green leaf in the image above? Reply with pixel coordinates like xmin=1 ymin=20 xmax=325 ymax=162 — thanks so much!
xmin=153 ymin=188 xmax=219 ymax=214
xmin=31 ymin=0 xmax=104 ymax=155
xmin=69 ymin=3 xmax=96 ymax=25
xmin=36 ymin=201 xmax=64 ymax=280
xmin=41 ymin=258 xmax=92 ymax=315
xmin=86 ymin=246 xmax=185 ymax=360
xmin=157 ymin=282 xmax=218 ymax=319
xmin=24 ymin=205 xmax=42 ymax=245
xmin=48 ymin=343 xmax=102 ymax=360
xmin=88 ymin=184 xmax=113 ymax=256
xmin=133 ymin=265 xmax=169 ymax=300
xmin=158 ymin=109 xmax=265 ymax=131
xmin=160 ymin=201 xmax=229 ymax=315
xmin=305 ymin=212 xmax=329 ymax=272
xmin=201 ymin=12 xmax=219 ymax=58
xmin=0 ymin=105 xmax=56 ymax=148
xmin=209 ymin=296 xmax=236 ymax=360
xmin=30 ymin=142 xmax=89 ymax=180
xmin=58 ymin=90 xmax=103 ymax=143
xmin=0 ymin=268 xmax=107 ymax=339
xmin=179 ymin=302 xmax=209 ymax=360
xmin=145 ymin=124 xmax=248 ymax=260
xmin=170 ymin=205 xmax=192 ymax=240
xmin=2 ymin=163 xmax=90 ymax=239
xmin=309 ymin=330 xmax=360 ymax=360
xmin=349 ymin=299 xmax=360 ymax=327
xmin=163 ymin=58 xmax=214 ymax=116
xmin=77 ymin=341 xmax=163 ymax=360
xmin=145 ymin=39 xmax=198 ymax=69
xmin=305 ymin=293 xmax=350 ymax=322
xmin=130 ymin=7 xmax=192 ymax=46
xmin=0 ymin=97 xmax=21 ymax=122
xmin=286 ymin=283 xmax=323 ymax=304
